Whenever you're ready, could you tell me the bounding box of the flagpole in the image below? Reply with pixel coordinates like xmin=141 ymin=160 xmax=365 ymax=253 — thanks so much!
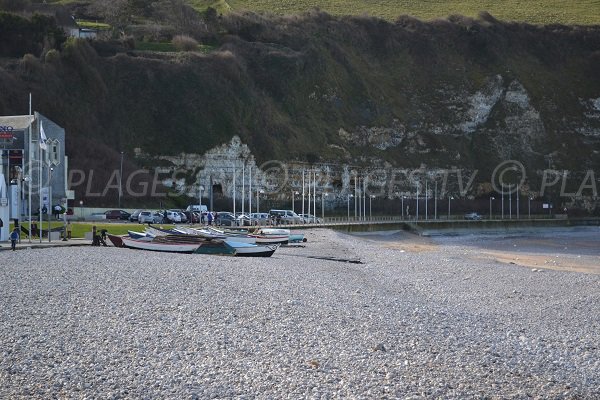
xmin=249 ymin=164 xmax=252 ymax=215
xmin=307 ymin=170 xmax=312 ymax=221
xmin=301 ymin=169 xmax=305 ymax=218
xmin=232 ymin=163 xmax=236 ymax=217
xmin=241 ymin=163 xmax=245 ymax=215
xmin=313 ymin=171 xmax=316 ymax=223
xmin=28 ymin=93 xmax=32 ymax=242
xmin=38 ymin=116 xmax=43 ymax=243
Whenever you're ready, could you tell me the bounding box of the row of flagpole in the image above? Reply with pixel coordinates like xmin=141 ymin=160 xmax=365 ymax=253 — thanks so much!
xmin=25 ymin=94 xmax=49 ymax=243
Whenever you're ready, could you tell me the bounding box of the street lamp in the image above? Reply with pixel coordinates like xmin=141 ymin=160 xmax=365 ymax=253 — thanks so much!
xmin=448 ymin=195 xmax=454 ymax=219
xmin=292 ymin=190 xmax=299 ymax=213
xmin=489 ymin=196 xmax=495 ymax=219
xmin=321 ymin=192 xmax=328 ymax=222
xmin=118 ymin=151 xmax=124 ymax=208
xmin=416 ymin=182 xmax=419 ymax=221
xmin=528 ymin=196 xmax=533 ymax=219
xmin=48 ymin=167 xmax=54 ymax=242
xmin=369 ymin=195 xmax=375 ymax=220
xmin=256 ymin=189 xmax=264 ymax=213
xmin=79 ymin=200 xmax=84 ymax=221
xmin=401 ymin=195 xmax=406 ymax=220
xmin=347 ymin=193 xmax=354 ymax=222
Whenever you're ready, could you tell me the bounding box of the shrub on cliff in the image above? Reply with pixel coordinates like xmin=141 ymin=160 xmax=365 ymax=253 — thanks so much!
xmin=172 ymin=34 xmax=198 ymax=51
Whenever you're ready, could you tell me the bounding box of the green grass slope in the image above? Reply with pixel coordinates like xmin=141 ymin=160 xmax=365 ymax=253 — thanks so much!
xmin=201 ymin=0 xmax=600 ymax=25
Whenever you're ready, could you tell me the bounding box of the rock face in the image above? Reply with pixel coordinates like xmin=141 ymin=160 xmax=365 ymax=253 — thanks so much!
xmin=141 ymin=75 xmax=597 ymax=210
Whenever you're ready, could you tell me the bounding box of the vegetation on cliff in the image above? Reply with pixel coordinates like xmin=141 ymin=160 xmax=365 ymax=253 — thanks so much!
xmin=0 ymin=2 xmax=599 ymax=206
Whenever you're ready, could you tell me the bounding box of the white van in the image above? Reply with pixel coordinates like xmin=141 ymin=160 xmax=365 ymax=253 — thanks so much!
xmin=268 ymin=209 xmax=302 ymax=224
xmin=186 ymin=204 xmax=208 ymax=213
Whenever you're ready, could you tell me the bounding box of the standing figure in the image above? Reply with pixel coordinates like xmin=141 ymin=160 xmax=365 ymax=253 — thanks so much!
xmin=10 ymin=227 xmax=19 ymax=251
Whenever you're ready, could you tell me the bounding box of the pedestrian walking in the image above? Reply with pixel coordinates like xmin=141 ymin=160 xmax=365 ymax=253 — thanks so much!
xmin=10 ymin=227 xmax=19 ymax=251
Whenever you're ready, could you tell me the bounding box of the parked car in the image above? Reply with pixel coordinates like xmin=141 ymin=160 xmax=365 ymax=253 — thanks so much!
xmin=105 ymin=210 xmax=131 ymax=220
xmin=138 ymin=210 xmax=164 ymax=224
xmin=186 ymin=204 xmax=208 ymax=213
xmin=178 ymin=211 xmax=188 ymax=223
xmin=269 ymin=209 xmax=302 ymax=224
xmin=215 ymin=212 xmax=236 ymax=226
xmin=183 ymin=211 xmax=200 ymax=224
xmin=464 ymin=212 xmax=483 ymax=220
xmin=249 ymin=212 xmax=270 ymax=225
xmin=129 ymin=209 xmax=142 ymax=222
xmin=299 ymin=213 xmax=322 ymax=224
xmin=165 ymin=210 xmax=182 ymax=223
xmin=235 ymin=213 xmax=252 ymax=226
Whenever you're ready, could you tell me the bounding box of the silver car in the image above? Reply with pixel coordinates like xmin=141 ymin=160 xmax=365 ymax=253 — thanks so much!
xmin=139 ymin=210 xmax=163 ymax=224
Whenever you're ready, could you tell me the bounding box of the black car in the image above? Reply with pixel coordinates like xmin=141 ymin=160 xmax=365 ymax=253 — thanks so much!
xmin=105 ymin=210 xmax=131 ymax=220
xmin=464 ymin=212 xmax=482 ymax=220
xmin=215 ymin=212 xmax=236 ymax=226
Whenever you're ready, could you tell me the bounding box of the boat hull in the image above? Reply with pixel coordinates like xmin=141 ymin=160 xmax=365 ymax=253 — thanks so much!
xmin=122 ymin=236 xmax=200 ymax=253
xmin=227 ymin=242 xmax=279 ymax=257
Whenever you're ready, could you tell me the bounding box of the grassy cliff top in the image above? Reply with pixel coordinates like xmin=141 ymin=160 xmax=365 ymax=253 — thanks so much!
xmin=193 ymin=0 xmax=600 ymax=25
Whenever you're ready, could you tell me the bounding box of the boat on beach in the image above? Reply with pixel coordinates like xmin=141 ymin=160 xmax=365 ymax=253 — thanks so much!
xmin=109 ymin=231 xmax=278 ymax=257
xmin=227 ymin=241 xmax=279 ymax=257
xmin=121 ymin=236 xmax=205 ymax=253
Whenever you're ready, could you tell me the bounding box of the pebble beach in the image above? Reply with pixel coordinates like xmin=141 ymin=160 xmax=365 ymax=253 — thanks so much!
xmin=1 ymin=228 xmax=599 ymax=398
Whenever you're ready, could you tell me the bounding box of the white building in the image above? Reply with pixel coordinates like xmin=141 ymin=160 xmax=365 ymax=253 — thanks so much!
xmin=0 ymin=113 xmax=68 ymax=241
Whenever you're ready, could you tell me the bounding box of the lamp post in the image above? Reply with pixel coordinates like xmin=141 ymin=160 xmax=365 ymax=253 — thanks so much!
xmin=48 ymin=167 xmax=54 ymax=242
xmin=22 ymin=175 xmax=30 ymax=241
xmin=369 ymin=195 xmax=375 ymax=220
xmin=198 ymin=184 xmax=204 ymax=213
xmin=292 ymin=191 xmax=299 ymax=213
xmin=509 ymin=184 xmax=513 ymax=219
xmin=79 ymin=200 xmax=84 ymax=221
xmin=416 ymin=182 xmax=419 ymax=221
xmin=425 ymin=180 xmax=428 ymax=220
xmin=448 ymin=195 xmax=454 ymax=219
xmin=118 ymin=151 xmax=124 ymax=208
xmin=489 ymin=196 xmax=495 ymax=220
xmin=256 ymin=189 xmax=264 ymax=213
xmin=321 ymin=192 xmax=328 ymax=222
xmin=347 ymin=193 xmax=353 ymax=222
xmin=401 ymin=195 xmax=406 ymax=219
xmin=434 ymin=180 xmax=438 ymax=220
xmin=528 ymin=196 xmax=533 ymax=219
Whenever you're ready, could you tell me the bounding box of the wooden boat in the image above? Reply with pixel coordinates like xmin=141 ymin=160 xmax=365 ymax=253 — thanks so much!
xmin=107 ymin=234 xmax=124 ymax=248
xmin=110 ymin=233 xmax=236 ymax=255
xmin=121 ymin=236 xmax=201 ymax=253
xmin=227 ymin=241 xmax=279 ymax=257
xmin=250 ymin=234 xmax=289 ymax=245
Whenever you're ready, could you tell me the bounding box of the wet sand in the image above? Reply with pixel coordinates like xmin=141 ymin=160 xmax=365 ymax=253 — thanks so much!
xmin=350 ymin=226 xmax=600 ymax=274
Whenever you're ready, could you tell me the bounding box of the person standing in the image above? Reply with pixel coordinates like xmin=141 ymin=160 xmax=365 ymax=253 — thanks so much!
xmin=0 ymin=217 xmax=3 ymax=246
xmin=10 ymin=227 xmax=19 ymax=251
xmin=207 ymin=211 xmax=213 ymax=226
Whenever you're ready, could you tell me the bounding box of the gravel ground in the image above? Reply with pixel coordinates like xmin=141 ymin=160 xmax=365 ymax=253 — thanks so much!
xmin=1 ymin=229 xmax=599 ymax=399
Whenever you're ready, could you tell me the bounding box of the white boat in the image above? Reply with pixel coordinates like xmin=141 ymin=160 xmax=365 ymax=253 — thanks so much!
xmin=121 ymin=236 xmax=200 ymax=253
xmin=250 ymin=234 xmax=289 ymax=245
xmin=227 ymin=241 xmax=279 ymax=257
xmin=204 ymin=227 xmax=257 ymax=243
xmin=257 ymin=228 xmax=290 ymax=235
